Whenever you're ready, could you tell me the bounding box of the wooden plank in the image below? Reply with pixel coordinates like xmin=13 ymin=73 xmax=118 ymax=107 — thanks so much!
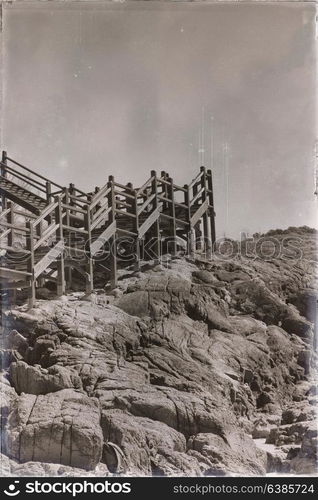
xmin=0 ymin=221 xmax=29 ymax=232
xmin=91 ymin=206 xmax=111 ymax=230
xmin=0 ymin=280 xmax=31 ymax=290
xmin=0 ymin=267 xmax=31 ymax=280
xmin=136 ymin=176 xmax=154 ymax=196
xmin=34 ymin=223 xmax=59 ymax=250
xmin=0 ymin=207 xmax=11 ymax=220
xmin=138 ymin=203 xmax=162 ymax=238
xmin=90 ymin=220 xmax=116 ymax=256
xmin=61 ymin=203 xmax=86 ymax=215
xmin=90 ymin=185 xmax=111 ymax=210
xmin=160 ymin=212 xmax=188 ymax=226
xmin=188 ymin=170 xmax=203 ymax=190
xmin=34 ymin=240 xmax=64 ymax=278
xmin=0 ymin=244 xmax=31 ymax=254
xmin=0 ymin=228 xmax=11 ymax=240
xmin=33 ymin=200 xmax=58 ymax=225
xmin=190 ymin=186 xmax=204 ymax=206
xmin=137 ymin=192 xmax=155 ymax=216
xmin=62 ymin=224 xmax=88 ymax=234
xmin=190 ymin=198 xmax=209 ymax=227
xmin=117 ymin=227 xmax=138 ymax=237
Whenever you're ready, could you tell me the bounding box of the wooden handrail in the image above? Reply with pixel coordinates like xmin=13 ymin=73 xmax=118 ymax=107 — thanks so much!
xmin=0 ymin=228 xmax=11 ymax=240
xmin=0 ymin=221 xmax=30 ymax=233
xmin=4 ymin=157 xmax=63 ymax=190
xmin=90 ymin=185 xmax=111 ymax=210
xmin=190 ymin=186 xmax=204 ymax=206
xmin=91 ymin=206 xmax=111 ymax=230
xmin=172 ymin=183 xmax=187 ymax=193
xmin=61 ymin=203 xmax=86 ymax=215
xmin=3 ymin=165 xmax=47 ymax=193
xmin=33 ymin=199 xmax=58 ymax=228
xmin=5 ymin=157 xmax=63 ymax=189
xmin=137 ymin=192 xmax=156 ymax=216
xmin=113 ymin=189 xmax=135 ymax=200
xmin=135 ymin=176 xmax=154 ymax=197
xmin=188 ymin=170 xmax=203 ymax=190
xmin=0 ymin=207 xmax=11 ymax=220
xmin=33 ymin=223 xmax=59 ymax=250
xmin=113 ymin=181 xmax=135 ymax=192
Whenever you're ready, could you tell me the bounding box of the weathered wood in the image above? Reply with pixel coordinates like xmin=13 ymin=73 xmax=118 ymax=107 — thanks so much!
xmin=54 ymin=197 xmax=65 ymax=296
xmin=1 ymin=151 xmax=216 ymax=302
xmin=107 ymin=178 xmax=117 ymax=288
xmin=34 ymin=223 xmax=59 ymax=250
xmin=190 ymin=198 xmax=209 ymax=227
xmin=6 ymin=202 xmax=14 ymax=246
xmin=207 ymin=169 xmax=216 ymax=246
xmin=0 ymin=280 xmax=31 ymax=290
xmin=201 ymin=167 xmax=210 ymax=256
xmin=34 ymin=240 xmax=65 ymax=278
xmin=138 ymin=203 xmax=163 ymax=238
xmin=26 ymin=221 xmax=35 ymax=307
xmin=90 ymin=221 xmax=116 ymax=256
xmin=167 ymin=177 xmax=177 ymax=255
xmin=0 ymin=267 xmax=32 ymax=280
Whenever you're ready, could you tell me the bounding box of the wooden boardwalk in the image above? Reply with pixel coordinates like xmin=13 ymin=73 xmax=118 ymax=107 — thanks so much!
xmin=0 ymin=151 xmax=216 ymax=307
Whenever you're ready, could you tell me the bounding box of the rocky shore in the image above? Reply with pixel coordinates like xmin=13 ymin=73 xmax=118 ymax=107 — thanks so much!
xmin=1 ymin=229 xmax=317 ymax=476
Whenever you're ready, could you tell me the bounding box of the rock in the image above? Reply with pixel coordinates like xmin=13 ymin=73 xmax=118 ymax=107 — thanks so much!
xmin=10 ymin=361 xmax=83 ymax=395
xmin=101 ymin=410 xmax=192 ymax=475
xmin=252 ymin=414 xmax=281 ymax=439
xmin=297 ymin=350 xmax=312 ymax=374
xmin=266 ymin=421 xmax=312 ymax=447
xmin=188 ymin=431 xmax=267 ymax=475
xmin=4 ymin=389 xmax=103 ymax=470
xmin=290 ymin=422 xmax=318 ymax=474
xmin=0 ymin=453 xmax=108 ymax=477
xmin=1 ymin=238 xmax=316 ymax=475
xmin=3 ymin=330 xmax=28 ymax=355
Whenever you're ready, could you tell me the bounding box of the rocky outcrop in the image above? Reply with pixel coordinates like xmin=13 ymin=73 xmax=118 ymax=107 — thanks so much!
xmin=4 ymin=389 xmax=103 ymax=470
xmin=1 ymin=229 xmax=317 ymax=475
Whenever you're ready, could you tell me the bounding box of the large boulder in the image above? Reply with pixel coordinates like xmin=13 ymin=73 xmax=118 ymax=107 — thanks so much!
xmin=10 ymin=361 xmax=83 ymax=395
xmin=188 ymin=431 xmax=267 ymax=475
xmin=4 ymin=389 xmax=103 ymax=470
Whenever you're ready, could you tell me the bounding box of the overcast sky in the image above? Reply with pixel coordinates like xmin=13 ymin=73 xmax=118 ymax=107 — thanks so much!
xmin=2 ymin=1 xmax=317 ymax=237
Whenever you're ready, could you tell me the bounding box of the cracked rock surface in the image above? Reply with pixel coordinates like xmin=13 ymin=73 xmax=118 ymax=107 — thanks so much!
xmin=1 ymin=229 xmax=317 ymax=476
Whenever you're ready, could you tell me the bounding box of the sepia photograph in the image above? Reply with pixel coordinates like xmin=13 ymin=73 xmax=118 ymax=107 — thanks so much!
xmin=0 ymin=0 xmax=317 ymax=492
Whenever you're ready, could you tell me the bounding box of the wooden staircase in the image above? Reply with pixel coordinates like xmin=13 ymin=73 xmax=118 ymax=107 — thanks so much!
xmin=0 ymin=151 xmax=216 ymax=308
xmin=0 ymin=177 xmax=47 ymax=214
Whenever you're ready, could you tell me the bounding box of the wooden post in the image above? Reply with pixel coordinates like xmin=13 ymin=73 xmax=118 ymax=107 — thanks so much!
xmin=84 ymin=204 xmax=94 ymax=294
xmin=26 ymin=221 xmax=35 ymax=308
xmin=167 ymin=176 xmax=177 ymax=255
xmin=94 ymin=186 xmax=101 ymax=217
xmin=107 ymin=176 xmax=117 ymax=288
xmin=192 ymin=178 xmax=201 ymax=251
xmin=207 ymin=169 xmax=216 ymax=248
xmin=127 ymin=182 xmax=140 ymax=271
xmin=200 ymin=166 xmax=209 ymax=258
xmin=7 ymin=202 xmax=14 ymax=247
xmin=1 ymin=151 xmax=7 ymax=210
xmin=54 ymin=196 xmax=65 ymax=296
xmin=63 ymin=188 xmax=72 ymax=290
xmin=46 ymin=181 xmax=52 ymax=204
xmin=151 ymin=170 xmax=161 ymax=263
xmin=35 ymin=217 xmax=45 ymax=288
xmin=184 ymin=184 xmax=194 ymax=257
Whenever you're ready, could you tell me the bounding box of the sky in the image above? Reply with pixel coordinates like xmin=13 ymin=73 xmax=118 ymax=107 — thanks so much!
xmin=1 ymin=1 xmax=317 ymax=238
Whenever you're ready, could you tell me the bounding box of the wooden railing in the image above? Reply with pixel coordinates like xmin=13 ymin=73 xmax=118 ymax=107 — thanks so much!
xmin=1 ymin=151 xmax=64 ymax=203
xmin=0 ymin=152 xmax=216 ymax=307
